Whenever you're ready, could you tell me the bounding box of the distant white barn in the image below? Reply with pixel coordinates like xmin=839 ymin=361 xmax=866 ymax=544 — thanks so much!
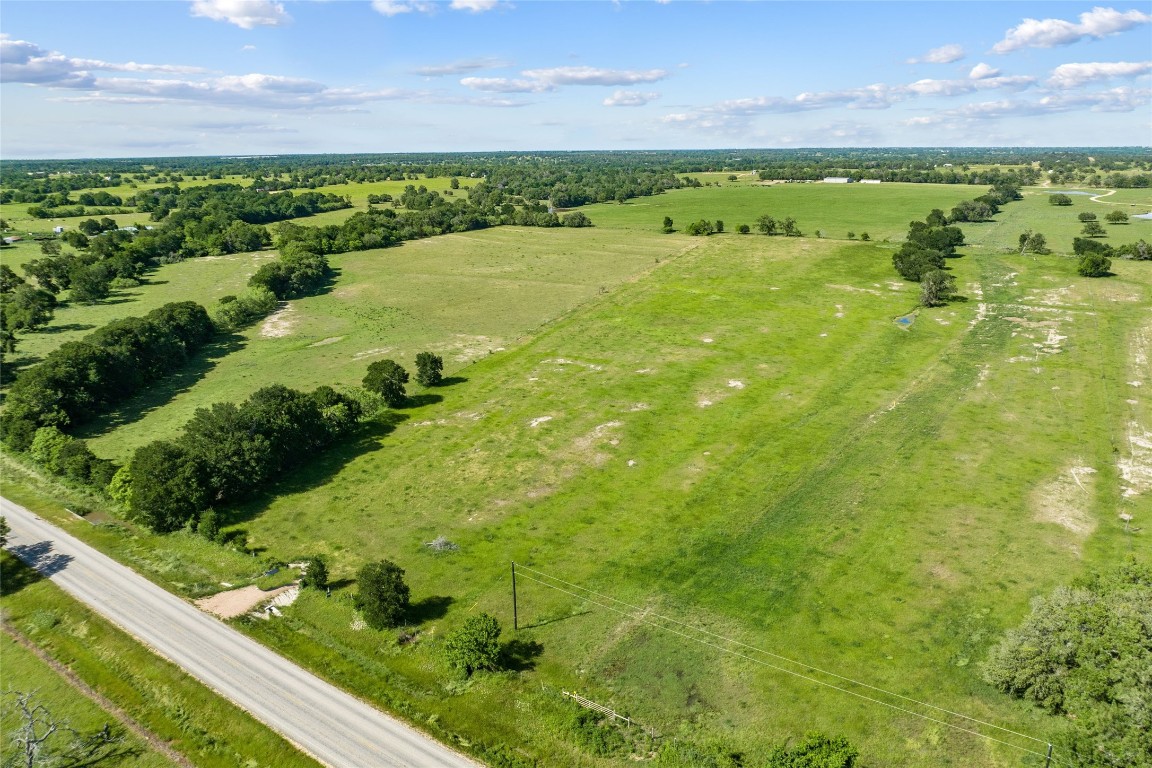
xmin=823 ymin=177 xmax=852 ymax=184
xmin=53 ymin=225 xmax=65 ymax=234
xmin=859 ymin=179 xmax=882 ymax=184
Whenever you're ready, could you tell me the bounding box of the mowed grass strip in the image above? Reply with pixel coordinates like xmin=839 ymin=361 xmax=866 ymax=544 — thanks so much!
xmin=0 ymin=553 xmax=323 ymax=768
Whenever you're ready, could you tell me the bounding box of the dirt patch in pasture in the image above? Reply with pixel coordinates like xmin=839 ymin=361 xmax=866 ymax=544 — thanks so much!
xmin=1032 ymin=465 xmax=1097 ymax=543
xmin=1120 ymin=423 xmax=1152 ymax=498
xmin=352 ymin=347 xmax=393 ymax=360
xmin=260 ymin=303 xmax=296 ymax=338
xmin=826 ymin=284 xmax=882 ymax=296
xmin=196 ymin=584 xmax=297 ymax=619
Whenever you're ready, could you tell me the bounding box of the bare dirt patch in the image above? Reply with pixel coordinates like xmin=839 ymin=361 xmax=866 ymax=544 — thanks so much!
xmin=196 ymin=584 xmax=297 ymax=619
xmin=1032 ymin=465 xmax=1097 ymax=541
xmin=1120 ymin=423 xmax=1152 ymax=498
xmin=260 ymin=303 xmax=296 ymax=338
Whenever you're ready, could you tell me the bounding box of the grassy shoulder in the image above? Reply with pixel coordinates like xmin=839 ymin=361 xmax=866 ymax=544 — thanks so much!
xmin=0 ymin=552 xmax=323 ymax=768
xmin=1 ymin=633 xmax=175 ymax=768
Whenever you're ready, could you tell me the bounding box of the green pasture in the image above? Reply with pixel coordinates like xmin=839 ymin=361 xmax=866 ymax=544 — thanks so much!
xmin=961 ymin=186 xmax=1152 ymax=254
xmin=1 ymin=634 xmax=173 ymax=767
xmin=9 ymin=226 xmax=688 ymax=459
xmin=581 ymin=182 xmax=986 ymax=242
xmin=3 ymin=184 xmax=1150 ymax=766
xmin=0 ymin=553 xmax=322 ymax=768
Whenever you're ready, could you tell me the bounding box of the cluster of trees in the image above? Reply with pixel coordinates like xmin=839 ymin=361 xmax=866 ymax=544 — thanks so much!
xmin=983 ymin=560 xmax=1151 ymax=768
xmin=1 ymin=302 xmax=215 ymax=450
xmin=0 ymin=265 xmax=56 ymax=358
xmin=248 ymin=242 xmax=332 ymax=300
xmin=946 ymin=183 xmax=1021 ymax=223
xmin=756 ymin=215 xmax=802 ymax=236
xmin=133 ymin=183 xmax=349 ymax=225
xmin=891 ymin=213 xmax=967 ymax=307
xmin=26 ymin=190 xmax=128 ymax=218
xmin=28 ymin=425 xmax=117 ymax=489
xmin=119 ymin=384 xmax=365 ymax=532
xmin=684 ymin=219 xmax=723 ymax=236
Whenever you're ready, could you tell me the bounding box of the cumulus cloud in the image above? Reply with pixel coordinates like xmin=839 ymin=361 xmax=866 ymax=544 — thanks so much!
xmin=2 ymin=35 xmax=421 ymax=111
xmin=372 ymin=0 xmax=505 ymax=15
xmin=412 ymin=58 xmax=512 ymax=76
xmin=372 ymin=0 xmax=435 ymax=16
xmin=968 ymin=63 xmax=1001 ymax=80
xmin=1048 ymin=60 xmax=1152 ymax=88
xmin=450 ymin=0 xmax=501 ymax=10
xmin=906 ymin=87 xmax=1150 ymax=124
xmin=662 ymin=71 xmax=1037 ymax=133
xmin=907 ymin=44 xmax=965 ymax=64
xmin=189 ymin=0 xmax=291 ymax=28
xmin=603 ymin=90 xmax=659 ymax=107
xmin=460 ymin=65 xmax=670 ymax=94
xmin=993 ymin=6 xmax=1152 ymax=54
xmin=1 ymin=36 xmax=207 ymax=87
xmin=459 ymin=76 xmax=552 ymax=93
xmin=520 ymin=66 xmax=669 ymax=86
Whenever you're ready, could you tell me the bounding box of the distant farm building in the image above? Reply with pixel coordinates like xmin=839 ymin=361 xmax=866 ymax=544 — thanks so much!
xmin=859 ymin=179 xmax=882 ymax=184
xmin=53 ymin=225 xmax=65 ymax=234
xmin=823 ymin=177 xmax=852 ymax=183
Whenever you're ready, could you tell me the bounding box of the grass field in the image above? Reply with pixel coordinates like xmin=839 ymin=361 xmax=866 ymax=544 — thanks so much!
xmin=0 ymin=552 xmax=323 ymax=768
xmin=1 ymin=634 xmax=174 ymax=767
xmin=2 ymin=185 xmax=1150 ymax=766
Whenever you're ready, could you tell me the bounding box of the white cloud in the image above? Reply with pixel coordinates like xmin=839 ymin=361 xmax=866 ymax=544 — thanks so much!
xmin=993 ymin=6 xmax=1152 ymax=54
xmin=1048 ymin=60 xmax=1152 ymax=88
xmin=603 ymin=90 xmax=659 ymax=107
xmin=2 ymin=35 xmax=422 ymax=111
xmin=412 ymin=58 xmax=511 ymax=76
xmin=450 ymin=0 xmax=501 ymax=11
xmin=372 ymin=0 xmax=435 ymax=16
xmin=907 ymin=44 xmax=965 ymax=65
xmin=520 ymin=66 xmax=669 ymax=86
xmin=460 ymin=65 xmax=670 ymax=94
xmin=908 ymin=87 xmax=1151 ymax=123
xmin=189 ymin=0 xmax=291 ymax=29
xmin=968 ymin=63 xmax=1000 ymax=80
xmin=459 ymin=76 xmax=552 ymax=93
xmin=373 ymin=0 xmax=505 ymax=15
xmin=661 ymin=72 xmax=1037 ymax=133
xmin=0 ymin=36 xmax=207 ymax=87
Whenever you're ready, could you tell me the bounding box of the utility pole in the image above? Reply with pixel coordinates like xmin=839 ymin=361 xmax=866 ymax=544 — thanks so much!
xmin=1045 ymin=743 xmax=1052 ymax=767
xmin=511 ymin=561 xmax=518 ymax=631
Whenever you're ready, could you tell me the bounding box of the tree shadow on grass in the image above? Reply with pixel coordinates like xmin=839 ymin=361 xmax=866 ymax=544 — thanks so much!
xmin=223 ymin=411 xmax=410 ymax=528
xmin=407 ymin=595 xmax=453 ymax=624
xmin=31 ymin=322 xmax=97 ymax=335
xmin=400 ymin=393 xmax=443 ymax=409
xmin=72 ymin=334 xmax=247 ymax=440
xmin=500 ymin=637 xmax=544 ymax=672
xmin=437 ymin=376 xmax=468 ymax=387
xmin=0 ymin=552 xmax=46 ymax=597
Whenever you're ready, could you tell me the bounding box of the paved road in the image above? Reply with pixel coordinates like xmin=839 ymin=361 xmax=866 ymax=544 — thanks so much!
xmin=1 ymin=497 xmax=481 ymax=768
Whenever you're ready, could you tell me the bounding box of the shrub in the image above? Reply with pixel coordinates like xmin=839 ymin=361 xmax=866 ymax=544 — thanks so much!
xmin=442 ymin=613 xmax=501 ymax=676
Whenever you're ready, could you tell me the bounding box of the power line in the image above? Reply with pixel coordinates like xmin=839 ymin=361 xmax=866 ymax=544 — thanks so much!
xmin=514 ymin=564 xmax=1064 ymax=765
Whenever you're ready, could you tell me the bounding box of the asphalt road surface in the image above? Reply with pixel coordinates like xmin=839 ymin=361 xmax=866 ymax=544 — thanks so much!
xmin=1 ymin=496 xmax=481 ymax=768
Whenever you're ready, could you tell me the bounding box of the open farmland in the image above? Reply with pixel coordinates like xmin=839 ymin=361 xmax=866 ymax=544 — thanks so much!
xmin=3 ymin=168 xmax=1149 ymax=766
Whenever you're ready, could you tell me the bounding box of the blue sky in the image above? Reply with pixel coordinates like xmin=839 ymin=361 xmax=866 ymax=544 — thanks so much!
xmin=1 ymin=1 xmax=1149 ymax=157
